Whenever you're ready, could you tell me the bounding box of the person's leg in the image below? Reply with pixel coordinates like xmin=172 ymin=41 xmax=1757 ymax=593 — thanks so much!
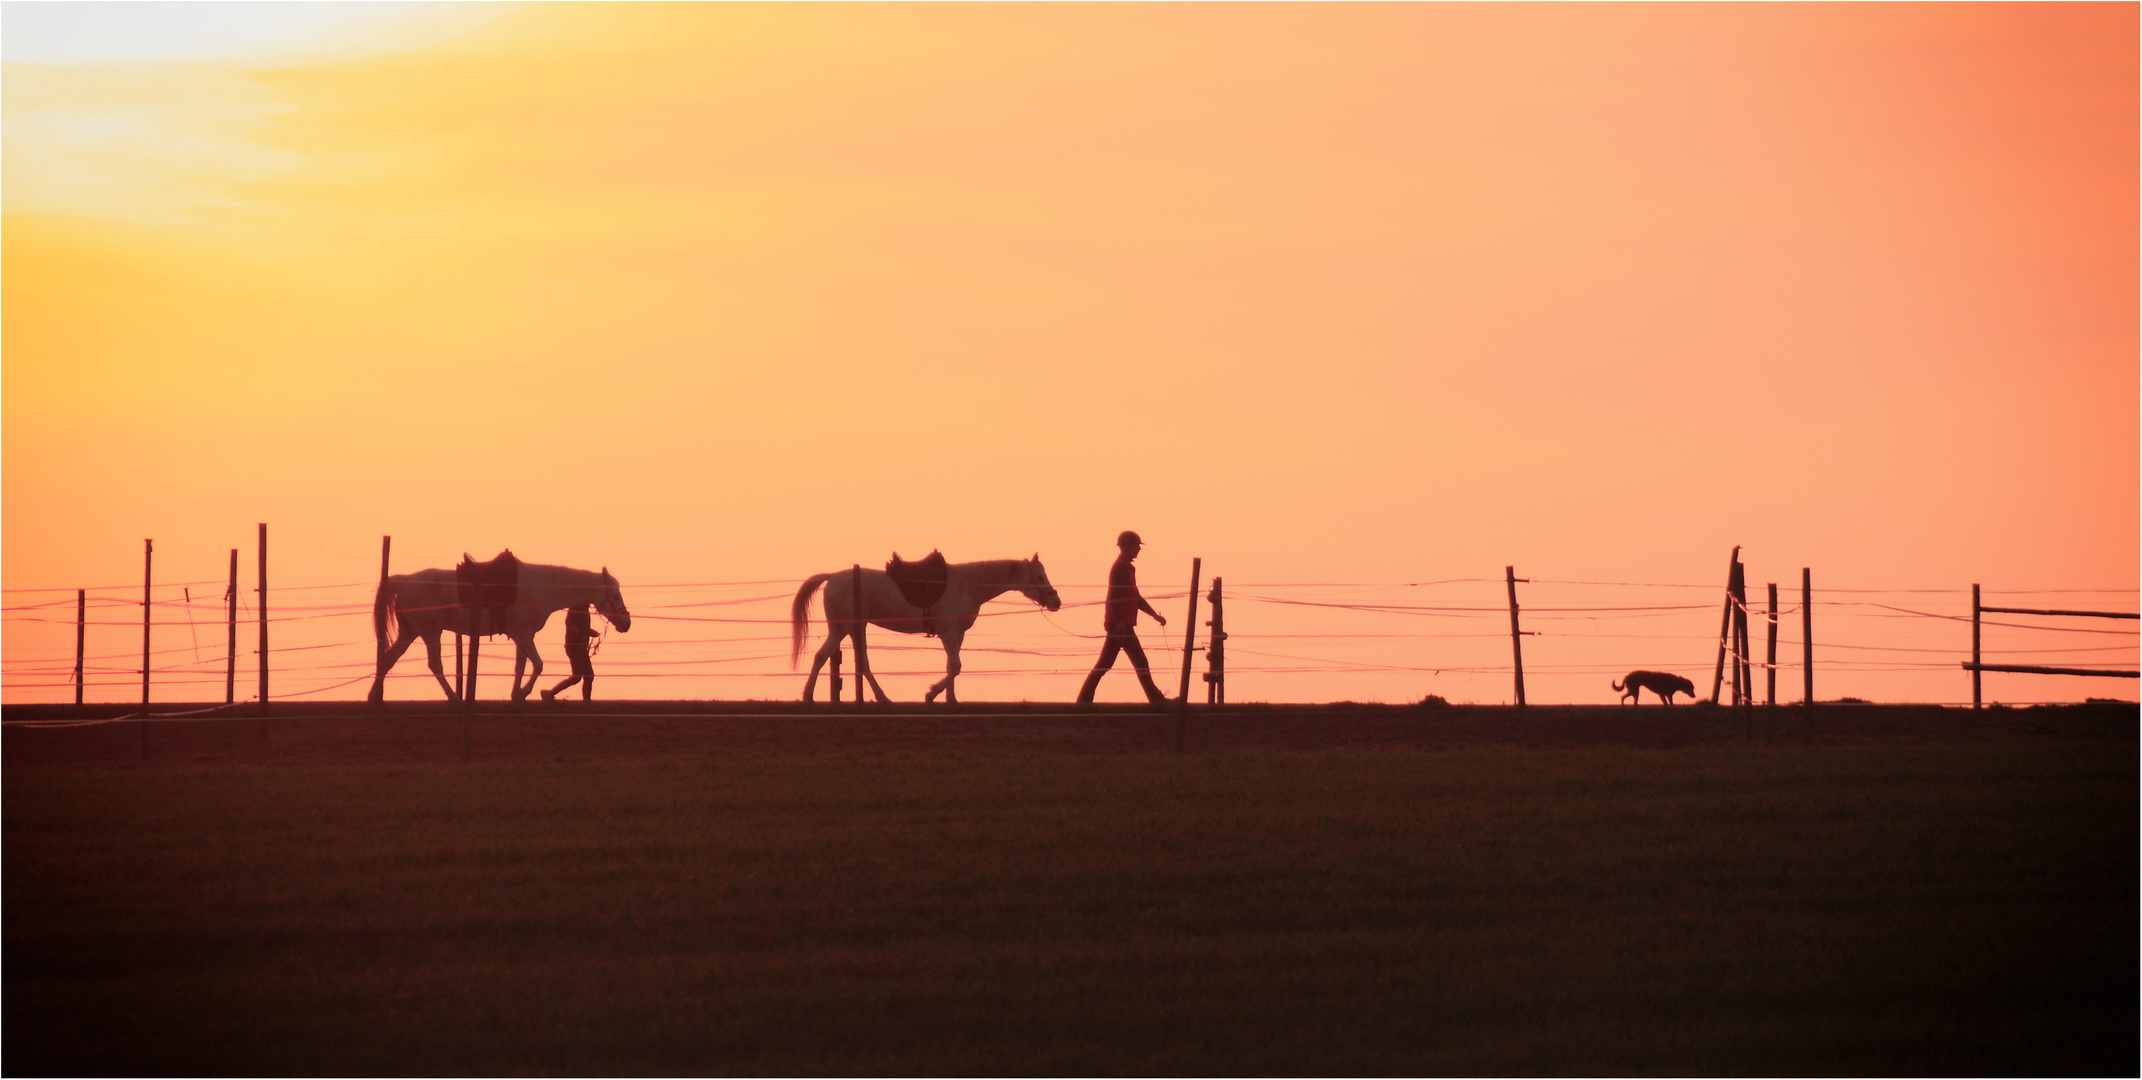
xmin=577 ymin=656 xmax=595 ymax=700
xmin=1122 ymin=633 xmax=1168 ymax=704
xmin=544 ymin=673 xmax=581 ymax=700
xmin=1077 ymin=635 xmax=1125 ymax=703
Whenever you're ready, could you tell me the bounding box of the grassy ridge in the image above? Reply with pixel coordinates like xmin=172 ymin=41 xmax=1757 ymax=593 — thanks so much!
xmin=6 ymin=743 xmax=2135 ymax=1074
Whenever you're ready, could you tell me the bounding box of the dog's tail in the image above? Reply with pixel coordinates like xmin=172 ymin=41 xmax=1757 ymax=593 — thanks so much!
xmin=1611 ymin=678 xmax=1625 ymax=692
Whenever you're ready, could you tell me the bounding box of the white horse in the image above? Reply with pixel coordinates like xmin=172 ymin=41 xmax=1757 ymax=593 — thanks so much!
xmin=369 ymin=563 xmax=631 ymax=702
xmin=791 ymin=556 xmax=1061 ymax=704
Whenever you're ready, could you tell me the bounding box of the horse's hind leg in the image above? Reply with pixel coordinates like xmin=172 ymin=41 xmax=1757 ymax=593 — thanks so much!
xmin=511 ymin=635 xmax=543 ymax=701
xmin=371 ymin=627 xmax=427 ymax=703
xmin=421 ymin=632 xmax=458 ymax=700
xmin=802 ymin=630 xmax=844 ymax=702
xmin=851 ymin=626 xmax=891 ymax=703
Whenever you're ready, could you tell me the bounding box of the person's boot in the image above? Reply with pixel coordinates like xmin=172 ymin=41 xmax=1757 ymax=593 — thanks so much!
xmin=541 ymin=688 xmax=557 ymax=701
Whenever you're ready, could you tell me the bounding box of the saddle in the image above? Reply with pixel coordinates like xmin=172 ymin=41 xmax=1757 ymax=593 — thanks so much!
xmin=456 ymin=549 xmax=521 ymax=635
xmin=886 ymin=550 xmax=948 ymax=612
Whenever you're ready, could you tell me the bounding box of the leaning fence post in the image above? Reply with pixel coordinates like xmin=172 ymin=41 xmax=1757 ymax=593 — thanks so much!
xmin=1175 ymin=557 xmax=1201 ymax=753
xmin=1729 ymin=559 xmax=1748 ymax=708
xmin=1505 ymin=566 xmax=1527 ymax=707
xmin=1711 ymin=546 xmax=1740 ymax=704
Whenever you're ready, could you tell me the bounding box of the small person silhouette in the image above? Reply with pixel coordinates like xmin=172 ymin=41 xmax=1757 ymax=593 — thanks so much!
xmin=1077 ymin=530 xmax=1169 ymax=705
xmin=542 ymin=604 xmax=599 ymax=701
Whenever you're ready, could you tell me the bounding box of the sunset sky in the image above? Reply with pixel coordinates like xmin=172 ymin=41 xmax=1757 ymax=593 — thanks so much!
xmin=5 ymin=2 xmax=2135 ymax=706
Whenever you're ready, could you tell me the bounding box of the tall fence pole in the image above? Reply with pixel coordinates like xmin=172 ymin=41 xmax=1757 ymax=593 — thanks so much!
xmin=1506 ymin=566 xmax=1527 ymax=707
xmin=1710 ymin=546 xmax=1740 ymax=704
xmin=1174 ymin=557 xmax=1201 ymax=753
xmin=141 ymin=539 xmax=153 ymax=707
xmin=257 ymin=523 xmax=269 ymax=715
xmin=1801 ymin=567 xmax=1813 ymax=706
xmin=375 ymin=536 xmax=392 ymax=705
xmin=1204 ymin=577 xmax=1225 ymax=705
xmin=455 ymin=633 xmax=465 ymax=700
xmin=74 ymin=588 xmax=86 ymax=706
xmin=465 ymin=595 xmax=480 ymax=712
xmin=1766 ymin=582 xmax=1778 ymax=707
xmin=1730 ymin=559 xmax=1749 ymax=708
xmin=226 ymin=548 xmax=238 ymax=704
xmin=852 ymin=564 xmax=865 ymax=704
xmin=1971 ymin=583 xmax=1982 ymax=710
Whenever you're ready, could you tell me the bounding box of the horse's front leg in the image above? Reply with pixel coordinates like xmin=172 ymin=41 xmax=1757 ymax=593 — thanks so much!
xmin=421 ymin=632 xmax=458 ymax=701
xmin=924 ymin=631 xmax=963 ymax=705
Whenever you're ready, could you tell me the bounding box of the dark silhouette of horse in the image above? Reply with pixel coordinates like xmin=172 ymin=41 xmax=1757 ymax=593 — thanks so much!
xmin=371 ymin=555 xmax=630 ymax=702
xmin=791 ymin=556 xmax=1060 ymax=704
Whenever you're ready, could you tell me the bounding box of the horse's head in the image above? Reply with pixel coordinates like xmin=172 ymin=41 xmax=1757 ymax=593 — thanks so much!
xmin=597 ymin=567 xmax=631 ymax=632
xmin=1022 ymin=554 xmax=1062 ymax=612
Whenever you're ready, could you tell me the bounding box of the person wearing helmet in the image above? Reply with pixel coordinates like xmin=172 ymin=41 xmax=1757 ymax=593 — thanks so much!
xmin=1077 ymin=530 xmax=1169 ymax=705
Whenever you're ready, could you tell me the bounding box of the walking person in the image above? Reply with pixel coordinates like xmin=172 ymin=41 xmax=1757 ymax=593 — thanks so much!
xmin=1077 ymin=530 xmax=1169 ymax=705
xmin=542 ymin=603 xmax=601 ymax=701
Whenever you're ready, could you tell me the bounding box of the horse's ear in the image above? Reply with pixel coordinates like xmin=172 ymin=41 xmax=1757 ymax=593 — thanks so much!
xmin=1031 ymin=552 xmax=1040 ymax=564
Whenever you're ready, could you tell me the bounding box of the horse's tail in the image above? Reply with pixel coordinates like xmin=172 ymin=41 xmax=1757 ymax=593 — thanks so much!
xmin=791 ymin=573 xmax=832 ymax=667
xmin=374 ymin=576 xmax=401 ymax=660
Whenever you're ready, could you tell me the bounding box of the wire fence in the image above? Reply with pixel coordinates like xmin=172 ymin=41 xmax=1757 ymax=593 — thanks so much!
xmin=4 ymin=568 xmax=2135 ymax=707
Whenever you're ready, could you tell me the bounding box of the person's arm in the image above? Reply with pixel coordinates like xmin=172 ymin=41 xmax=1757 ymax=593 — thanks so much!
xmin=1132 ymin=568 xmax=1165 ymax=625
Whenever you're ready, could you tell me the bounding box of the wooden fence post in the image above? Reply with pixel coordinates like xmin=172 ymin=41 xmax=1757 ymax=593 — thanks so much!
xmin=455 ymin=633 xmax=464 ymax=700
xmin=1175 ymin=557 xmax=1201 ymax=753
xmin=1505 ymin=566 xmax=1527 ymax=707
xmin=465 ymin=600 xmax=480 ymax=711
xmin=226 ymin=549 xmax=238 ymax=704
xmin=375 ymin=536 xmax=391 ymax=705
xmin=1801 ymin=567 xmax=1813 ymax=707
xmin=1711 ymin=546 xmax=1740 ymax=704
xmin=141 ymin=539 xmax=153 ymax=707
xmin=852 ymin=564 xmax=865 ymax=704
xmin=1204 ymin=577 xmax=1225 ymax=705
xmin=1971 ymin=584 xmax=1981 ymax=710
xmin=257 ymin=523 xmax=269 ymax=717
xmin=1729 ymin=559 xmax=1748 ymax=707
xmin=1766 ymin=582 xmax=1778 ymax=707
xmin=74 ymin=588 xmax=86 ymax=706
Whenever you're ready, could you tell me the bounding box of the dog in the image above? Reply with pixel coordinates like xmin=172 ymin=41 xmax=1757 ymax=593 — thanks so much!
xmin=1613 ymin=670 xmax=1696 ymax=705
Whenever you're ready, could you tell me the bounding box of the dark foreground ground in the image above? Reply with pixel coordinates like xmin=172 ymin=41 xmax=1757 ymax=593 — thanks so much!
xmin=5 ymin=701 xmax=2136 ymax=1074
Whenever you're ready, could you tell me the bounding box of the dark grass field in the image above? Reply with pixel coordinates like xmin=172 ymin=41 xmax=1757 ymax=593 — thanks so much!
xmin=5 ymin=702 xmax=2135 ymax=1074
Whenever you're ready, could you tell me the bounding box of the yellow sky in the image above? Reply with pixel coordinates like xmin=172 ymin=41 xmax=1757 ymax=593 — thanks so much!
xmin=6 ymin=3 xmax=2135 ymax=705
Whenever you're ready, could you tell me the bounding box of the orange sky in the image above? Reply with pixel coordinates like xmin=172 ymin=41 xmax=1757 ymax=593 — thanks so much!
xmin=6 ymin=3 xmax=2135 ymax=706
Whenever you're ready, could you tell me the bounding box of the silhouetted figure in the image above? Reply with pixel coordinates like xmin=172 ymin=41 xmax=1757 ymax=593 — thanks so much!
xmin=543 ymin=605 xmax=599 ymax=701
xmin=1077 ymin=530 xmax=1169 ymax=705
